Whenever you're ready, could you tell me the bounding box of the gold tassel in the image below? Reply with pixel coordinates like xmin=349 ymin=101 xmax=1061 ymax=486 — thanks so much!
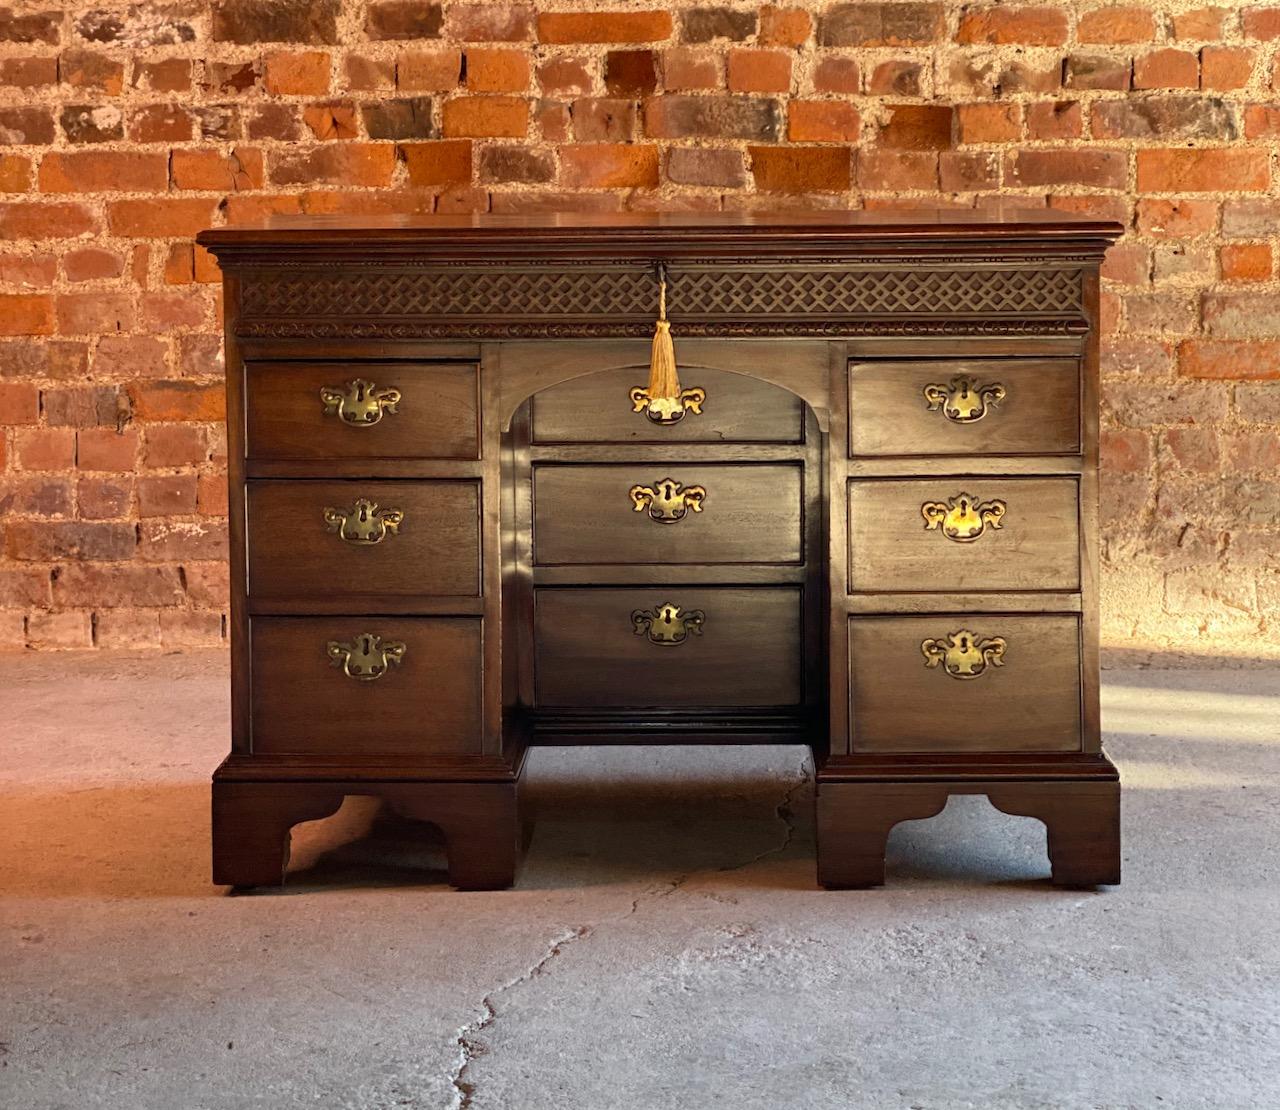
xmin=646 ymin=263 xmax=682 ymax=423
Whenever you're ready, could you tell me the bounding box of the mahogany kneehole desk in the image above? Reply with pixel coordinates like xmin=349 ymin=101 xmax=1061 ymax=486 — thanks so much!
xmin=198 ymin=210 xmax=1123 ymax=892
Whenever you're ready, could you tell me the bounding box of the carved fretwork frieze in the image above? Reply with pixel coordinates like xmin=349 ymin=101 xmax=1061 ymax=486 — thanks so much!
xmin=236 ymin=262 xmax=1085 ymax=339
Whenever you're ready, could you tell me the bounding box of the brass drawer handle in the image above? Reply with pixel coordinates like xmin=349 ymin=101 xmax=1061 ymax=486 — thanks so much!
xmin=923 ymin=376 xmax=1005 ymax=424
xmin=921 ymin=629 xmax=1006 ymax=680
xmin=326 ymin=633 xmax=406 ymax=681
xmin=630 ymin=477 xmax=706 ymax=523
xmin=629 ymin=384 xmax=706 ymax=425
xmin=921 ymin=492 xmax=1006 ymax=543
xmin=632 ymin=603 xmax=705 ymax=645
xmin=323 ymin=498 xmax=404 ymax=545
xmin=320 ymin=378 xmax=401 ymax=426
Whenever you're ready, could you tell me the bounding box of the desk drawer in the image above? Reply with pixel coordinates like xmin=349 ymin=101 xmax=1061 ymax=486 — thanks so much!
xmin=849 ymin=359 xmax=1079 ymax=457
xmin=848 ymin=477 xmax=1079 ymax=593
xmin=531 ymin=366 xmax=804 ymax=444
xmin=533 ymin=464 xmax=803 ymax=566
xmin=246 ymin=480 xmax=481 ymax=601
xmin=250 ymin=616 xmax=482 ymax=755
xmin=535 ymin=587 xmax=803 ymax=708
xmin=849 ymin=614 xmax=1082 ymax=753
xmin=245 ymin=361 xmax=479 ymax=460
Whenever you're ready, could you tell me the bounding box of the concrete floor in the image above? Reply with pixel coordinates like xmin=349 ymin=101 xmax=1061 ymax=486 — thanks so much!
xmin=2 ymin=652 xmax=1278 ymax=1110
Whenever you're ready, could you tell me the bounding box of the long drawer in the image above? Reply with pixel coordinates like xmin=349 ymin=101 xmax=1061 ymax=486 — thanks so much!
xmin=848 ymin=614 xmax=1082 ymax=753
xmin=532 ymin=463 xmax=803 ymax=566
xmin=245 ymin=361 xmax=479 ymax=460
xmin=849 ymin=358 xmax=1080 ymax=457
xmin=534 ymin=587 xmax=803 ymax=708
xmin=250 ymin=616 xmax=483 ymax=755
xmin=848 ymin=476 xmax=1079 ymax=593
xmin=246 ymin=479 xmax=481 ymax=600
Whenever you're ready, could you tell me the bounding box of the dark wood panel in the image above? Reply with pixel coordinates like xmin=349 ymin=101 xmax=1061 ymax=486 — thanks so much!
xmin=531 ymin=365 xmax=803 ymax=444
xmin=848 ymin=476 xmax=1079 ymax=593
xmin=247 ymin=480 xmax=481 ymax=600
xmin=250 ymin=617 xmax=483 ymax=756
xmin=533 ymin=463 xmax=803 ymax=566
xmin=535 ymin=588 xmax=803 ymax=708
xmin=849 ymin=359 xmax=1080 ymax=457
xmin=245 ymin=361 xmax=479 ymax=461
xmin=848 ymin=614 xmax=1082 ymax=753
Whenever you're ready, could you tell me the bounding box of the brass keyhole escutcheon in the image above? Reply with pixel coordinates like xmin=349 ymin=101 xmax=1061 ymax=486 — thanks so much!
xmin=630 ymin=478 xmax=706 ymax=523
xmin=632 ymin=603 xmax=705 ymax=645
xmin=319 ymin=379 xmax=402 ymax=426
xmin=923 ymin=376 xmax=1005 ymax=424
xmin=326 ymin=633 xmax=407 ymax=681
xmin=322 ymin=498 xmax=404 ymax=545
xmin=921 ymin=492 xmax=1006 ymax=543
xmin=629 ymin=384 xmax=707 ymax=425
xmin=921 ymin=629 xmax=1006 ymax=679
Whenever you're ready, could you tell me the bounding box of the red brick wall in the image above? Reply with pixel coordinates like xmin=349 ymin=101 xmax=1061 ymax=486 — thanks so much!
xmin=0 ymin=2 xmax=1277 ymax=661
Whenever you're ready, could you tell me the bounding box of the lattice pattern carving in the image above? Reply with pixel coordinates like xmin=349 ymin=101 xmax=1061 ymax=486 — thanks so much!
xmin=239 ymin=265 xmax=1083 ymax=325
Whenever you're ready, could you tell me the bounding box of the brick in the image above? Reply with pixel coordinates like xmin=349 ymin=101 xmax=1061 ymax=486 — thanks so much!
xmin=160 ymin=609 xmax=225 ymax=648
xmin=197 ymin=472 xmax=228 ymax=516
xmin=760 ymin=6 xmax=810 ymax=47
xmin=128 ymin=104 xmax=195 ymax=144
xmin=1152 ymin=244 xmax=1212 ymax=284
xmin=1244 ymin=104 xmax=1280 ymax=138
xmin=0 ymin=339 xmax=89 ymax=381
xmin=661 ymin=49 xmax=720 ymax=91
xmin=604 ymin=50 xmax=657 ymax=96
xmin=539 ymin=56 xmax=592 ymax=95
xmin=42 ymin=386 xmax=127 ymax=427
xmin=365 ymin=0 xmax=443 ymax=40
xmin=1228 ymin=431 xmax=1280 ymax=471
xmin=1181 ymin=340 xmax=1280 ymax=380
xmin=818 ymin=3 xmax=943 ymax=46
xmin=442 ymin=96 xmax=528 ymax=138
xmin=478 ymin=145 xmax=554 ymax=184
xmin=128 ymin=380 xmax=224 ymax=422
xmin=0 ymin=382 xmax=38 ymax=423
xmin=1138 ymin=198 xmax=1219 ymax=239
xmin=0 ymin=474 xmax=73 ymax=517
xmin=1134 ymin=49 xmax=1200 ymax=90
xmin=727 ymin=49 xmax=792 ymax=94
xmin=956 ymin=6 xmax=1068 ymax=45
xmin=0 ymin=568 xmax=52 ymax=608
xmin=538 ymin=11 xmax=674 ymax=45
xmin=749 ymin=145 xmax=851 ymax=192
xmin=60 ymin=50 xmax=124 ymax=95
xmin=644 ymin=95 xmax=782 ymax=140
xmin=0 ymin=251 xmax=55 ymax=285
xmin=447 ymin=5 xmax=533 ymax=41
xmin=1093 ymin=96 xmax=1236 ymax=141
xmin=25 ymin=611 xmax=93 ymax=650
xmin=55 ymin=293 xmax=133 ymax=336
xmin=302 ymin=102 xmax=358 ymax=141
xmin=665 ymin=147 xmax=746 ymax=187
xmin=1026 ymin=100 xmax=1082 ymax=141
xmin=1101 ymin=243 xmax=1149 ymax=285
xmin=397 ymin=49 xmax=462 ymax=91
xmin=868 ymin=60 xmax=921 ymax=96
xmin=535 ymin=100 xmax=571 ymax=141
xmin=75 ymin=8 xmax=196 ymax=46
xmin=939 ymin=150 xmax=998 ymax=192
xmin=138 ymin=474 xmax=198 ymax=517
xmin=0 ymin=294 xmax=54 ymax=335
xmin=788 ymin=100 xmax=860 ymax=142
xmin=173 ymin=148 xmax=264 ymax=191
xmin=1175 ymin=8 xmax=1229 ymax=40
xmin=136 ymin=58 xmax=192 ymax=93
xmin=957 ymin=103 xmax=1021 ymax=143
xmin=270 ymin=144 xmax=397 ymax=188
xmin=264 ymin=51 xmax=330 ymax=96
xmin=398 ymin=140 xmax=474 ymax=186
xmin=1201 ymin=47 xmax=1256 ymax=91
xmin=812 ymin=57 xmax=861 ymax=94
xmin=0 ymin=57 xmax=58 ymax=87
xmin=1244 ymin=7 xmax=1280 ymax=40
xmin=857 ymin=149 xmax=937 ymax=190
xmin=0 ymin=153 xmax=31 ymax=192
xmin=0 ymin=106 xmax=56 ymax=144
xmin=1079 ymin=6 xmax=1156 ymax=43
xmin=572 ymin=98 xmax=636 ymax=141
xmin=879 ymin=104 xmax=953 ymax=150
xmin=1101 ymin=429 xmax=1152 ymax=472
xmin=61 ymin=104 xmax=124 ymax=143
xmin=61 ymin=248 xmax=122 ymax=285
xmin=94 ymin=610 xmax=162 ymax=650
xmin=1204 ymin=292 xmax=1280 ymax=338
xmin=1238 ymin=383 xmax=1280 ymax=422
xmin=53 ymin=565 xmax=185 ymax=608
xmin=1221 ymin=244 xmax=1272 ymax=282
xmin=345 ymin=54 xmax=394 ymax=92
xmin=680 ymin=8 xmax=756 ymax=42
xmin=15 ymin=427 xmax=74 ymax=469
xmin=213 ymin=0 xmax=339 ymax=44
xmin=559 ymin=143 xmax=659 ymax=188
xmin=77 ymin=427 xmax=138 ymax=470
xmin=1005 ymin=149 xmax=1127 ymax=190
xmin=0 ymin=8 xmax=60 ymax=44
xmin=137 ymin=518 xmax=228 ymax=561
xmin=1064 ymin=54 xmax=1131 ymax=91
xmin=77 ymin=473 xmax=134 ymax=517
xmin=466 ymin=47 xmax=531 ymax=92
xmin=39 ymin=151 xmax=168 ymax=194
xmin=1123 ymin=291 xmax=1196 ymax=334
xmin=362 ymin=98 xmax=436 ymax=140
xmin=1137 ymin=148 xmax=1270 ymax=193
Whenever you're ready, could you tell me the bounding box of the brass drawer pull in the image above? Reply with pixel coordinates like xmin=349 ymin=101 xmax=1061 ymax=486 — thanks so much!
xmin=921 ymin=492 xmax=1006 ymax=543
xmin=322 ymin=498 xmax=404 ymax=545
xmin=629 ymin=384 xmax=706 ymax=425
xmin=923 ymin=376 xmax=1005 ymax=424
xmin=921 ymin=629 xmax=1006 ymax=680
xmin=320 ymin=379 xmax=402 ymax=426
xmin=632 ymin=603 xmax=705 ymax=645
xmin=326 ymin=633 xmax=406 ymax=681
xmin=630 ymin=477 xmax=706 ymax=523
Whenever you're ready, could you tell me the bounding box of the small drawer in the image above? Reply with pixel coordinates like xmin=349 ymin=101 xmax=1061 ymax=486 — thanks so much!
xmin=848 ymin=477 xmax=1079 ymax=593
xmin=849 ymin=614 xmax=1082 ymax=753
xmin=245 ymin=361 xmax=479 ymax=461
xmin=849 ymin=359 xmax=1080 ymax=457
xmin=531 ymin=366 xmax=804 ymax=444
xmin=533 ymin=464 xmax=803 ymax=566
xmin=246 ymin=480 xmax=481 ymax=601
xmin=535 ymin=588 xmax=803 ymax=708
xmin=250 ymin=617 xmax=483 ymax=755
